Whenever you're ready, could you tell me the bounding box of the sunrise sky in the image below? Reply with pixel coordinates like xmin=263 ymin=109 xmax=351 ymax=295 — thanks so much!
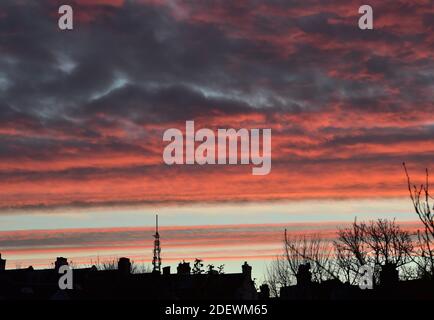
xmin=1 ymin=0 xmax=434 ymax=278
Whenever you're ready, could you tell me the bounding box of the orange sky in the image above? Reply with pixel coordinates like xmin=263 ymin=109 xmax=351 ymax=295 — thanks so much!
xmin=1 ymin=0 xmax=434 ymax=274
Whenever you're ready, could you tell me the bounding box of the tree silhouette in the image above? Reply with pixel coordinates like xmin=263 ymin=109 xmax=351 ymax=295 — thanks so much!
xmin=403 ymin=163 xmax=434 ymax=278
xmin=206 ymin=264 xmax=225 ymax=274
xmin=334 ymin=219 xmax=369 ymax=284
xmin=265 ymin=231 xmax=338 ymax=296
xmin=334 ymin=218 xmax=413 ymax=283
xmin=267 ymin=218 xmax=414 ymax=295
xmin=192 ymin=258 xmax=204 ymax=274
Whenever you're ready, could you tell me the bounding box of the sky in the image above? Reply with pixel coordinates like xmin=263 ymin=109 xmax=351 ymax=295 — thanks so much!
xmin=0 ymin=0 xmax=434 ymax=277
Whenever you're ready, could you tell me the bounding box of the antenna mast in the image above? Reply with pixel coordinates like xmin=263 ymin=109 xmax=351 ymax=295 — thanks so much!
xmin=152 ymin=214 xmax=161 ymax=273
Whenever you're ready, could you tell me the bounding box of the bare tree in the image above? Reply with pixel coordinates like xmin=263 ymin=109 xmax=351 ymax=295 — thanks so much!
xmin=264 ymin=256 xmax=291 ymax=297
xmin=267 ymin=216 xmax=415 ymax=295
xmin=334 ymin=218 xmax=414 ymax=283
xmin=265 ymin=230 xmax=339 ymax=296
xmin=334 ymin=219 xmax=370 ymax=284
xmin=91 ymin=257 xmax=118 ymax=271
xmin=363 ymin=219 xmax=413 ymax=268
xmin=130 ymin=261 xmax=152 ymax=274
xmin=284 ymin=231 xmax=337 ymax=282
xmin=403 ymin=163 xmax=434 ymax=278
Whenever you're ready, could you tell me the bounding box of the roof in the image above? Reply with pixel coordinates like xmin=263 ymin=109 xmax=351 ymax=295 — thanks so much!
xmin=0 ymin=267 xmax=257 ymax=300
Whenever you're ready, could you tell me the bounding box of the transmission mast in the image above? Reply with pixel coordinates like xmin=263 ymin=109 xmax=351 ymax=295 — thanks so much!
xmin=152 ymin=214 xmax=161 ymax=273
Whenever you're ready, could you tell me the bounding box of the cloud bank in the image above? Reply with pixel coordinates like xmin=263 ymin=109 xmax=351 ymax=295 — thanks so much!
xmin=1 ymin=0 xmax=434 ymax=209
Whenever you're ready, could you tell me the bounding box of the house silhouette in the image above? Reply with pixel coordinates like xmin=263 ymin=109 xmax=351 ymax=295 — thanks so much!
xmin=0 ymin=256 xmax=259 ymax=300
xmin=279 ymin=263 xmax=434 ymax=300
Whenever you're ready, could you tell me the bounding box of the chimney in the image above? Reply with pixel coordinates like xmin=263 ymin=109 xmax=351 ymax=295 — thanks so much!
xmin=118 ymin=257 xmax=131 ymax=275
xmin=0 ymin=254 xmax=6 ymax=271
xmin=296 ymin=263 xmax=312 ymax=287
xmin=54 ymin=257 xmax=68 ymax=271
xmin=380 ymin=263 xmax=399 ymax=288
xmin=242 ymin=261 xmax=252 ymax=278
xmin=177 ymin=261 xmax=191 ymax=275
xmin=163 ymin=266 xmax=171 ymax=275
xmin=259 ymin=284 xmax=270 ymax=300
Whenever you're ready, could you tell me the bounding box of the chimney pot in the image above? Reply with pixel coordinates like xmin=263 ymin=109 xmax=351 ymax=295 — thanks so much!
xmin=54 ymin=257 xmax=68 ymax=271
xmin=242 ymin=261 xmax=252 ymax=278
xmin=177 ymin=261 xmax=191 ymax=275
xmin=118 ymin=257 xmax=131 ymax=275
xmin=163 ymin=266 xmax=171 ymax=275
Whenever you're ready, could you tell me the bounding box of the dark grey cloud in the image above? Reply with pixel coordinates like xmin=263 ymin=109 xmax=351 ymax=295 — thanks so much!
xmin=1 ymin=0 xmax=434 ymax=209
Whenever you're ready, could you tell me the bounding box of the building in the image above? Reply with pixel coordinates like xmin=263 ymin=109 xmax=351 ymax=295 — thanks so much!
xmin=0 ymin=255 xmax=258 ymax=300
xmin=279 ymin=262 xmax=434 ymax=300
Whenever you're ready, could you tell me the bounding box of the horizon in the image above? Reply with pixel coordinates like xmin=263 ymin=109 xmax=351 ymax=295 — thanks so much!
xmin=0 ymin=197 xmax=427 ymax=280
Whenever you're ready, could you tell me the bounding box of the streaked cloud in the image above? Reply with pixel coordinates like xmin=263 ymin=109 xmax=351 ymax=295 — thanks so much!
xmin=1 ymin=1 xmax=433 ymax=209
xmin=0 ymin=220 xmax=423 ymax=270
